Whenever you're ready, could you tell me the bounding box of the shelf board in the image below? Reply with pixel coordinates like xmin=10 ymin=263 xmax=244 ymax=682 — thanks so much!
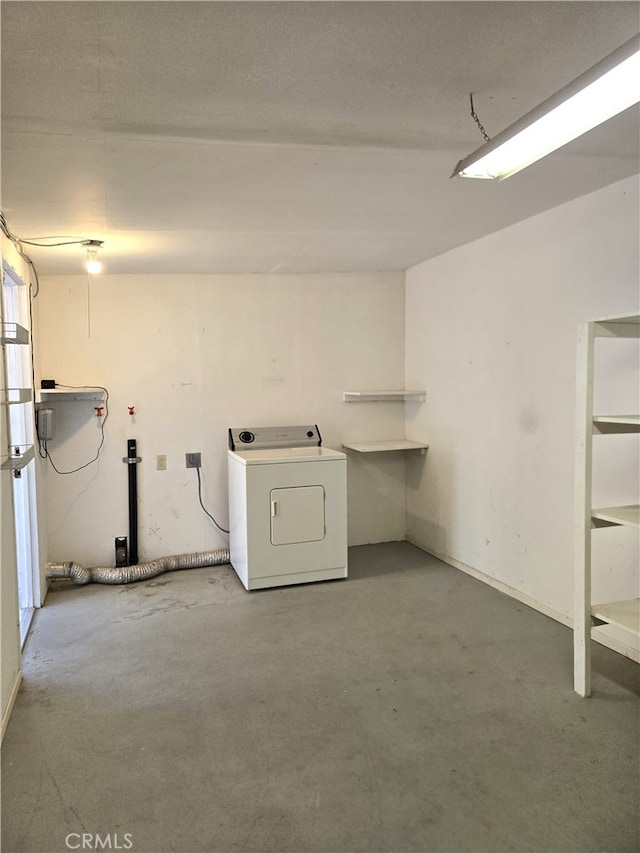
xmin=592 ymin=313 xmax=640 ymax=339
xmin=592 ymin=599 xmax=640 ymax=636
xmin=592 ymin=312 xmax=640 ymax=324
xmin=343 ymin=390 xmax=426 ymax=402
xmin=36 ymin=389 xmax=105 ymax=403
xmin=593 ymin=415 xmax=640 ymax=425
xmin=1 ymin=322 xmax=29 ymax=345
xmin=1 ymin=446 xmax=34 ymax=472
xmin=593 ymin=415 xmax=640 ymax=433
xmin=1 ymin=388 xmax=32 ymax=405
xmin=591 ymin=505 xmax=640 ymax=528
xmin=342 ymin=439 xmax=429 ymax=453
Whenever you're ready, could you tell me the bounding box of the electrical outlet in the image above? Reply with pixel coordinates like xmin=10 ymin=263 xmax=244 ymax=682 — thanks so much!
xmin=156 ymin=454 xmax=167 ymax=471
xmin=115 ymin=537 xmax=128 ymax=567
xmin=185 ymin=452 xmax=201 ymax=469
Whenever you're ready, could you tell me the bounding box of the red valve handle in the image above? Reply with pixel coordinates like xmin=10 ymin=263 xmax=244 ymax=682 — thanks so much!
xmin=94 ymin=406 xmax=104 ymax=417
xmin=128 ymin=406 xmax=135 ymax=416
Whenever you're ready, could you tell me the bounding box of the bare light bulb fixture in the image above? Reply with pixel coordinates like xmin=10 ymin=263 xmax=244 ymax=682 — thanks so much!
xmin=83 ymin=239 xmax=104 ymax=275
xmin=453 ymin=34 xmax=640 ymax=180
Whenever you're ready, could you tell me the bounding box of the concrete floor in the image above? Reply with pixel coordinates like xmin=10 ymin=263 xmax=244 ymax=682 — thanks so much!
xmin=2 ymin=542 xmax=639 ymax=853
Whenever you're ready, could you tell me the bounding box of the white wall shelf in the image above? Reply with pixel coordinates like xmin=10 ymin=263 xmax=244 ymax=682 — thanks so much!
xmin=342 ymin=390 xmax=428 ymax=455
xmin=342 ymin=390 xmax=426 ymax=402
xmin=36 ymin=389 xmax=105 ymax=403
xmin=342 ymin=439 xmax=428 ymax=454
xmin=574 ymin=311 xmax=640 ymax=696
xmin=1 ymin=322 xmax=29 ymax=346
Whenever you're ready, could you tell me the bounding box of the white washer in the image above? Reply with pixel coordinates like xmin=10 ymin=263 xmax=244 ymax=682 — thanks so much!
xmin=228 ymin=425 xmax=348 ymax=590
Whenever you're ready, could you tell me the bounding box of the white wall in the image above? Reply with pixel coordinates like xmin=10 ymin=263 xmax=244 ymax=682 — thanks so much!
xmin=35 ymin=272 xmax=406 ymax=568
xmin=405 ymin=175 xmax=639 ymax=630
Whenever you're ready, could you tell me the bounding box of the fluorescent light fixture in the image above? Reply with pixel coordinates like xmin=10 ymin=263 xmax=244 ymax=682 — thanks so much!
xmin=453 ymin=34 xmax=640 ymax=180
xmin=83 ymin=239 xmax=104 ymax=274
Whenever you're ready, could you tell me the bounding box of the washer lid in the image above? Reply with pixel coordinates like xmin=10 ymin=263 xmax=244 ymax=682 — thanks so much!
xmin=228 ymin=424 xmax=321 ymax=450
xmin=229 ymin=446 xmax=346 ymax=465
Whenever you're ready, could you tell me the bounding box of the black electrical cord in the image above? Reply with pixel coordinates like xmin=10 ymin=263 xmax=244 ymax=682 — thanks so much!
xmin=195 ymin=466 xmax=229 ymax=534
xmin=1 ymin=211 xmax=102 ymax=298
xmin=1 ymin=212 xmax=106 ymax=472
xmin=38 ymin=384 xmax=110 ymax=474
xmin=21 ymin=238 xmax=93 ymax=248
xmin=1 ymin=211 xmax=41 ymax=297
xmin=27 ymin=276 xmax=37 ymax=412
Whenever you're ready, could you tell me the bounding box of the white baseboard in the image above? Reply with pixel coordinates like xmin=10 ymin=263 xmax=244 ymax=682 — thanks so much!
xmin=1 ymin=669 xmax=23 ymax=743
xmin=407 ymin=536 xmax=639 ymax=664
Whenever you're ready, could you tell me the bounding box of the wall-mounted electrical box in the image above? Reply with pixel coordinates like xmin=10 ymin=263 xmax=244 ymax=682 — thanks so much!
xmin=186 ymin=452 xmax=201 ymax=468
xmin=37 ymin=408 xmax=54 ymax=441
xmin=115 ymin=537 xmax=128 ymax=567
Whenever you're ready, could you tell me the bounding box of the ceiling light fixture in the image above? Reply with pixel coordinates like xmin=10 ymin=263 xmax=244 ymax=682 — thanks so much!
xmin=83 ymin=239 xmax=104 ymax=275
xmin=453 ymin=34 xmax=640 ymax=181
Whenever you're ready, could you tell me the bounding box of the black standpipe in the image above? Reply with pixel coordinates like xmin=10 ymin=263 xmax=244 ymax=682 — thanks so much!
xmin=127 ymin=438 xmax=139 ymax=565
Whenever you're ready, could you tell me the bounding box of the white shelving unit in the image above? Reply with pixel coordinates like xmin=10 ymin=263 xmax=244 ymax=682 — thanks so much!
xmin=1 ymin=318 xmax=34 ymax=478
xmin=342 ymin=389 xmax=427 ymax=453
xmin=574 ymin=312 xmax=640 ymax=696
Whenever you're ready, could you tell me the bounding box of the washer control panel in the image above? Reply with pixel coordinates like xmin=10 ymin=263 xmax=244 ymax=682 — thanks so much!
xmin=229 ymin=425 xmax=322 ymax=451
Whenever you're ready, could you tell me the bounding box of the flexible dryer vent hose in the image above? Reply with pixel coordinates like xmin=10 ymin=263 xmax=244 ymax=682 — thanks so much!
xmin=46 ymin=549 xmax=230 ymax=586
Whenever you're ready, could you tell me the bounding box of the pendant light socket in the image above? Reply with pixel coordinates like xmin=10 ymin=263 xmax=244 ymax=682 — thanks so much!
xmin=83 ymin=239 xmax=104 ymax=274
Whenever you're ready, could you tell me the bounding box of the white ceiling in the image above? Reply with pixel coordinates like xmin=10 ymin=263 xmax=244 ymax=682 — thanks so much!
xmin=1 ymin=1 xmax=639 ymax=276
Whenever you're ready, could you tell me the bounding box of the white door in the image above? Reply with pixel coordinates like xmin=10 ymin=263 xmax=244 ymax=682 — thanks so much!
xmin=270 ymin=485 xmax=325 ymax=545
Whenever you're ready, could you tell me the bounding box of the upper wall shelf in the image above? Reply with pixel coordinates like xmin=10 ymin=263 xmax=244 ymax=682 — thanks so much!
xmin=343 ymin=390 xmax=426 ymax=403
xmin=36 ymin=389 xmax=105 ymax=403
